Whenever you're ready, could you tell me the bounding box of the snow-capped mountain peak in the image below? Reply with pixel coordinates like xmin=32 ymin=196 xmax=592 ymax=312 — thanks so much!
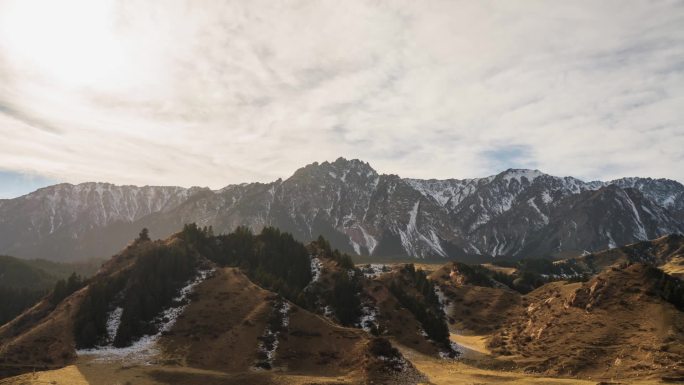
xmin=0 ymin=160 xmax=682 ymax=261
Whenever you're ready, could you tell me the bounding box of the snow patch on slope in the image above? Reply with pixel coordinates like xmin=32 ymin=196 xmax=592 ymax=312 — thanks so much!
xmin=359 ymin=303 xmax=379 ymax=333
xmin=396 ymin=201 xmax=448 ymax=258
xmin=527 ymin=198 xmax=549 ymax=224
xmin=359 ymin=226 xmax=378 ymax=255
xmin=360 ymin=264 xmax=389 ymax=278
xmin=405 ymin=178 xmax=484 ymax=209
xmin=433 ymin=285 xmax=460 ymax=359
xmin=310 ymin=256 xmax=322 ymax=283
xmin=77 ymin=268 xmax=214 ymax=362
xmin=105 ymin=307 xmax=123 ymax=343
xmin=621 ymin=192 xmax=648 ymax=240
xmin=350 ymin=239 xmax=361 ymax=255
xmin=255 ymin=300 xmax=290 ymax=369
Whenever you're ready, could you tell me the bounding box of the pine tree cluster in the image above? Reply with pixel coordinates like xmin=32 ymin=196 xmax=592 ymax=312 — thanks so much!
xmin=74 ymin=240 xmax=199 ymax=348
xmin=49 ymin=273 xmax=85 ymax=305
xmin=389 ymin=264 xmax=450 ymax=349
xmin=73 ymin=224 xmax=364 ymax=348
xmin=74 ymin=275 xmax=126 ymax=348
xmin=178 ymin=224 xmax=313 ymax=302
xmin=325 ymin=272 xmax=362 ymax=326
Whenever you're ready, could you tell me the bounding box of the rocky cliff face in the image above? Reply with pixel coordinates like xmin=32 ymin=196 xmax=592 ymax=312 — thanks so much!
xmin=611 ymin=177 xmax=684 ymax=221
xmin=1 ymin=158 xmax=682 ymax=261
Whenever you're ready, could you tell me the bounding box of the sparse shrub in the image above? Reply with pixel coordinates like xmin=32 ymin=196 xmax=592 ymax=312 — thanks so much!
xmin=487 ymin=334 xmax=504 ymax=348
xmin=368 ymin=337 xmax=401 ymax=358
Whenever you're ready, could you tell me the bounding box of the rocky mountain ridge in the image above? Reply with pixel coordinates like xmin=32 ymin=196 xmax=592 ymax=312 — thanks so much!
xmin=1 ymin=158 xmax=682 ymax=261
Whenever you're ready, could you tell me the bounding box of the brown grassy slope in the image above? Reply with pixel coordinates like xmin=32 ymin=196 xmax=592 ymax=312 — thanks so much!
xmin=661 ymin=255 xmax=684 ymax=279
xmin=571 ymin=233 xmax=684 ymax=274
xmin=146 ymin=258 xmax=427 ymax=383
xmin=159 ymin=267 xmax=273 ymax=371
xmin=160 ymin=266 xmax=376 ymax=378
xmin=0 ymin=296 xmax=60 ymax=348
xmin=429 ymin=262 xmax=521 ymax=334
xmin=397 ymin=344 xmax=601 ymax=385
xmin=0 ymin=288 xmax=85 ymax=376
xmin=489 ymin=263 xmax=684 ymax=379
xmin=481 ymin=262 xmax=517 ymax=275
xmin=276 ymin=304 xmax=366 ymax=375
xmin=443 ymin=285 xmax=520 ymax=335
xmin=363 ymin=276 xmax=438 ymax=356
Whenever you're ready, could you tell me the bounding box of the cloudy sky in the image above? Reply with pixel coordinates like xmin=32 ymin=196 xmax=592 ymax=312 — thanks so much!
xmin=0 ymin=0 xmax=683 ymax=198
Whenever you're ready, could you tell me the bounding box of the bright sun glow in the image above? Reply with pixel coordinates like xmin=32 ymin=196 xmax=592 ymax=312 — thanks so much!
xmin=0 ymin=0 xmax=126 ymax=89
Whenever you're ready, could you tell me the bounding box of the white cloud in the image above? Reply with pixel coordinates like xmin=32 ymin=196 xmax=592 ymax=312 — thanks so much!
xmin=0 ymin=0 xmax=682 ymax=188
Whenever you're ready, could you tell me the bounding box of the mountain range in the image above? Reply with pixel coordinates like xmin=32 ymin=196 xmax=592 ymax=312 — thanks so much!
xmin=1 ymin=157 xmax=682 ymax=262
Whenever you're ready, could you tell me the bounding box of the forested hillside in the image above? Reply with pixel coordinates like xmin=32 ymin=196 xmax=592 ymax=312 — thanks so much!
xmin=0 ymin=256 xmax=96 ymax=325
